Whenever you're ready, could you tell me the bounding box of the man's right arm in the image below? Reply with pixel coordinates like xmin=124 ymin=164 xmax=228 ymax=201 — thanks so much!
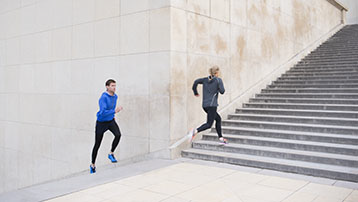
xmin=192 ymin=78 xmax=204 ymax=96
xmin=217 ymin=78 xmax=225 ymax=94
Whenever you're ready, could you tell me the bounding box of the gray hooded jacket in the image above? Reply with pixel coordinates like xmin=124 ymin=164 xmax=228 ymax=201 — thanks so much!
xmin=192 ymin=76 xmax=225 ymax=108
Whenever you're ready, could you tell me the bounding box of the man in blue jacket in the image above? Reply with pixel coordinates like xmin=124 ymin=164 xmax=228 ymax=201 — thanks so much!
xmin=90 ymin=79 xmax=122 ymax=174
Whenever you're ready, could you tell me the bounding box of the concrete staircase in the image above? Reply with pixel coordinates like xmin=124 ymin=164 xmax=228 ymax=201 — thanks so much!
xmin=182 ymin=25 xmax=358 ymax=182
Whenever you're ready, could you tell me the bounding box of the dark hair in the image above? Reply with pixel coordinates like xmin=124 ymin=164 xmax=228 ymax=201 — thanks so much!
xmin=105 ymin=79 xmax=116 ymax=86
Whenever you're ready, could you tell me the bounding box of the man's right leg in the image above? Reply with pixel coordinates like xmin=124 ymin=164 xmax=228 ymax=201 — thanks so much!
xmin=214 ymin=112 xmax=222 ymax=138
xmin=197 ymin=107 xmax=216 ymax=133
xmin=91 ymin=121 xmax=107 ymax=165
xmin=108 ymin=120 xmax=121 ymax=153
xmin=107 ymin=120 xmax=121 ymax=163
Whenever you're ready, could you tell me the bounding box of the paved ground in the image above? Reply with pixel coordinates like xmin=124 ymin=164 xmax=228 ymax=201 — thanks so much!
xmin=1 ymin=158 xmax=357 ymax=202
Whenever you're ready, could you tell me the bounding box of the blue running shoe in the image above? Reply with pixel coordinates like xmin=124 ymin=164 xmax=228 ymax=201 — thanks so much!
xmin=90 ymin=165 xmax=96 ymax=174
xmin=108 ymin=154 xmax=118 ymax=163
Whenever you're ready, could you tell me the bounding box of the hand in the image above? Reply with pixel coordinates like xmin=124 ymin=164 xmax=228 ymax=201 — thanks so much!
xmin=115 ymin=106 xmax=123 ymax=113
xmin=195 ymin=94 xmax=200 ymax=97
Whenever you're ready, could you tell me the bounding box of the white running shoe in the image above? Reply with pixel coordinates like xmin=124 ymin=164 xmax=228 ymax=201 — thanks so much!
xmin=189 ymin=128 xmax=197 ymax=142
xmin=219 ymin=137 xmax=228 ymax=144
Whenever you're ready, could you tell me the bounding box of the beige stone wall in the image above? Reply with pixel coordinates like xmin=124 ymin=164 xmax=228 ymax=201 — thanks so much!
xmin=0 ymin=0 xmax=345 ymax=193
xmin=0 ymin=0 xmax=174 ymax=193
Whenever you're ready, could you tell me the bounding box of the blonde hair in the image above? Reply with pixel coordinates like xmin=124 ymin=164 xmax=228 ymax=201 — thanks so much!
xmin=209 ymin=65 xmax=220 ymax=76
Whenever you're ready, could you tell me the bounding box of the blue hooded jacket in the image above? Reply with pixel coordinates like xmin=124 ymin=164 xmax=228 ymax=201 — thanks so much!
xmin=96 ymin=92 xmax=118 ymax=122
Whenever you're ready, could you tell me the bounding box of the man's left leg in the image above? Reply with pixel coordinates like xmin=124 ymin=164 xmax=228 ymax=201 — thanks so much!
xmin=107 ymin=120 xmax=121 ymax=162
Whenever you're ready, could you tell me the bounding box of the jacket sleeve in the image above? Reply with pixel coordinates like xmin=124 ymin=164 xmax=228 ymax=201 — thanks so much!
xmin=97 ymin=97 xmax=115 ymax=117
xmin=192 ymin=78 xmax=204 ymax=95
xmin=217 ymin=78 xmax=225 ymax=94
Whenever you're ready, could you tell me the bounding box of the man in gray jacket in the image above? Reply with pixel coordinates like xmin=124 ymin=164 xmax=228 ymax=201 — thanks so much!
xmin=189 ymin=66 xmax=227 ymax=144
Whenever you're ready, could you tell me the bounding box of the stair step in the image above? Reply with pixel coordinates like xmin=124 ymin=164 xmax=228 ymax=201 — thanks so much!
xmin=318 ymin=45 xmax=358 ymax=48
xmin=236 ymin=107 xmax=358 ymax=118
xmin=182 ymin=149 xmax=358 ymax=182
xmin=297 ymin=63 xmax=358 ymax=67
xmin=294 ymin=64 xmax=358 ymax=69
xmin=273 ymin=80 xmax=358 ymax=84
xmin=309 ymin=50 xmax=358 ymax=53
xmin=304 ymin=57 xmax=358 ymax=61
xmin=268 ymin=84 xmax=358 ymax=89
xmin=307 ymin=54 xmax=358 ymax=58
xmin=282 ymin=72 xmax=358 ymax=77
xmin=304 ymin=58 xmax=357 ymax=62
xmin=192 ymin=140 xmax=358 ymax=167
xmin=306 ymin=54 xmax=358 ymax=58
xmin=277 ymin=75 xmax=358 ymax=80
xmin=306 ymin=50 xmax=358 ymax=53
xmin=221 ymin=119 xmax=358 ymax=135
xmin=202 ymin=133 xmax=358 ymax=155
xmin=306 ymin=58 xmax=358 ymax=62
xmin=256 ymin=93 xmax=358 ymax=99
xmin=318 ymin=44 xmax=358 ymax=46
xmin=317 ymin=45 xmax=358 ymax=47
xmin=218 ymin=126 xmax=358 ymax=145
xmin=289 ymin=68 xmax=358 ymax=73
xmin=314 ymin=48 xmax=358 ymax=51
xmin=229 ymin=113 xmax=358 ymax=126
xmin=320 ymin=41 xmax=358 ymax=43
xmin=309 ymin=51 xmax=358 ymax=55
xmin=261 ymin=88 xmax=358 ymax=94
xmin=287 ymin=71 xmax=358 ymax=75
xmin=310 ymin=51 xmax=358 ymax=58
xmin=244 ymin=102 xmax=358 ymax=111
xmin=314 ymin=45 xmax=358 ymax=48
xmin=304 ymin=52 xmax=358 ymax=59
xmin=250 ymin=97 xmax=358 ymax=104
xmin=293 ymin=65 xmax=358 ymax=69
